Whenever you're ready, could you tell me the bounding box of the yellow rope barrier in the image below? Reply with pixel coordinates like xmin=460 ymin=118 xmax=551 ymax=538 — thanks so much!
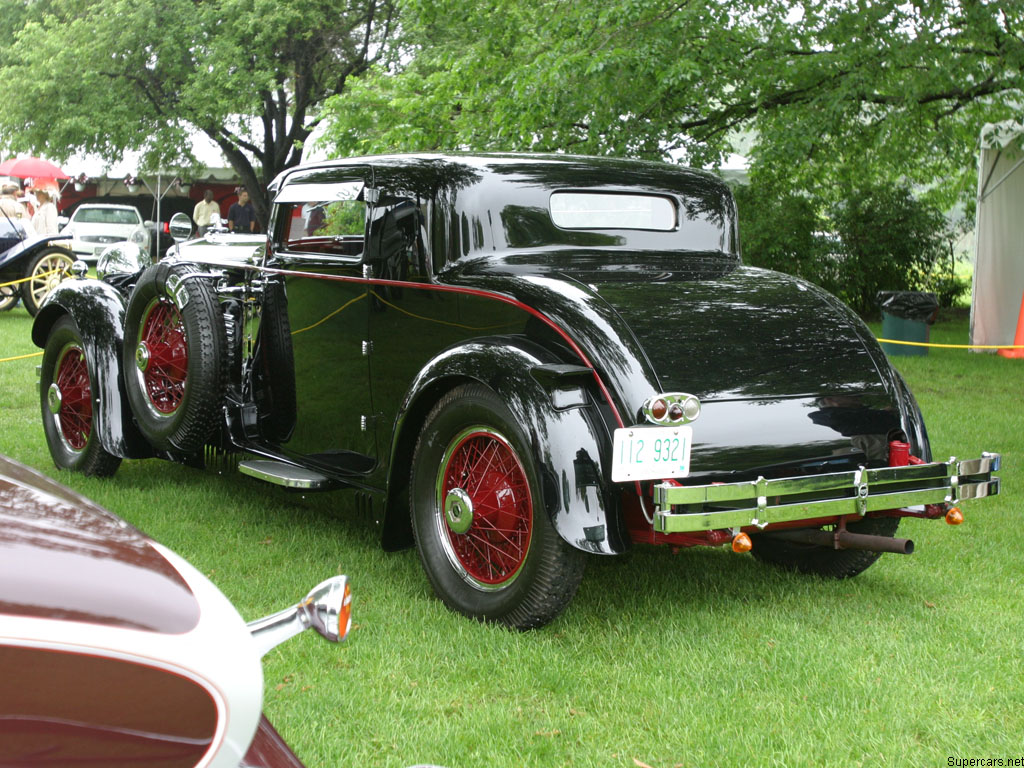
xmin=876 ymin=338 xmax=1024 ymax=350
xmin=0 ymin=268 xmax=65 ymax=289
xmin=0 ymin=351 xmax=42 ymax=363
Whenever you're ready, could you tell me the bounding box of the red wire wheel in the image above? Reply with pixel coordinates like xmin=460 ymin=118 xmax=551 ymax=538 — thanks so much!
xmin=411 ymin=383 xmax=586 ymax=629
xmin=135 ymin=297 xmax=188 ymax=415
xmin=51 ymin=343 xmax=92 ymax=452
xmin=122 ymin=262 xmax=225 ymax=453
xmin=40 ymin=316 xmax=121 ymax=476
xmin=435 ymin=427 xmax=533 ymax=589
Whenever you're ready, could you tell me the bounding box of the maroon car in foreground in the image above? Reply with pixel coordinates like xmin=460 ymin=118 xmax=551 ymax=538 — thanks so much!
xmin=0 ymin=454 xmax=351 ymax=767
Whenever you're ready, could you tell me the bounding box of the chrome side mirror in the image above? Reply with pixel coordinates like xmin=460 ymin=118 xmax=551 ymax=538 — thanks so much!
xmin=246 ymin=575 xmax=352 ymax=657
xmin=169 ymin=211 xmax=194 ymax=242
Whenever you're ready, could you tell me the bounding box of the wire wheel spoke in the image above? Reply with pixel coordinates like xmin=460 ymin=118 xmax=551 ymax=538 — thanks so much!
xmin=54 ymin=346 xmax=92 ymax=451
xmin=140 ymin=298 xmax=188 ymax=413
xmin=440 ymin=429 xmax=533 ymax=586
xmin=31 ymin=255 xmax=72 ymax=303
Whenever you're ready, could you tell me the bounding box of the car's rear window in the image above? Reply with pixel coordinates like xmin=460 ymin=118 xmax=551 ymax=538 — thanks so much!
xmin=549 ymin=192 xmax=677 ymax=231
xmin=75 ymin=208 xmax=140 ymax=225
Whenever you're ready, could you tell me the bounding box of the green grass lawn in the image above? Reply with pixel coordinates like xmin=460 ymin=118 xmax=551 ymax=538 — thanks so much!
xmin=1 ymin=304 xmax=1020 ymax=767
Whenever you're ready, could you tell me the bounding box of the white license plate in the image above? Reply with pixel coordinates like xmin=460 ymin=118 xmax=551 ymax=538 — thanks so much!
xmin=611 ymin=426 xmax=693 ymax=482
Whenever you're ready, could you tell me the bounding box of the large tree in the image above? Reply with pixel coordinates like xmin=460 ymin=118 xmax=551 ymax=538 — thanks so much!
xmin=322 ymin=0 xmax=1024 ymax=209
xmin=0 ymin=0 xmax=396 ymax=224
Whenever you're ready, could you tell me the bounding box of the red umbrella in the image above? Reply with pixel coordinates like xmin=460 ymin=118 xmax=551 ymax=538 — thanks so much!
xmin=0 ymin=156 xmax=69 ymax=180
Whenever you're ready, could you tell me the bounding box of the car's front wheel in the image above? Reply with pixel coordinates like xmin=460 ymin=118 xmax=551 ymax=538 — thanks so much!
xmin=123 ymin=263 xmax=225 ymax=452
xmin=40 ymin=316 xmax=121 ymax=476
xmin=750 ymin=516 xmax=901 ymax=578
xmin=410 ymin=383 xmax=585 ymax=630
xmin=21 ymin=247 xmax=74 ymax=316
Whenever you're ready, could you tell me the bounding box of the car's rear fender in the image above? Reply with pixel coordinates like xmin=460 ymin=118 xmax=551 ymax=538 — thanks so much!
xmin=32 ymin=279 xmax=153 ymax=459
xmin=0 ymin=233 xmax=72 ymax=273
xmin=380 ymin=337 xmax=630 ymax=556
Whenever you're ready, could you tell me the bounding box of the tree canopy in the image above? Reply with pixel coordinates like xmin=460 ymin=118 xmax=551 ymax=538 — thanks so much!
xmin=322 ymin=0 xmax=1024 ymax=210
xmin=0 ymin=0 xmax=396 ymax=223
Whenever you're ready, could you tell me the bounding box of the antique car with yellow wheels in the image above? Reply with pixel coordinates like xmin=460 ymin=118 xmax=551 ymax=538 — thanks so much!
xmin=0 ymin=214 xmax=74 ymax=314
xmin=31 ymin=154 xmax=1001 ymax=629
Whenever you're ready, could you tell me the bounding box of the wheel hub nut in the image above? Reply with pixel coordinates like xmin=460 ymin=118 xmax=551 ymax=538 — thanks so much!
xmin=135 ymin=341 xmax=150 ymax=372
xmin=47 ymin=383 xmax=62 ymax=415
xmin=444 ymin=488 xmax=474 ymax=534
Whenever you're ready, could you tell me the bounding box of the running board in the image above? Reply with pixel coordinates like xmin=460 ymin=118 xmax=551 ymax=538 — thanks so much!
xmin=238 ymin=459 xmax=332 ymax=490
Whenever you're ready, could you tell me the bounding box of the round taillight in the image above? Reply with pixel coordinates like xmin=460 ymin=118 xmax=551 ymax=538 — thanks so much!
xmin=651 ymin=398 xmax=668 ymax=420
xmin=682 ymin=396 xmax=700 ymax=421
xmin=667 ymin=402 xmax=684 ymax=422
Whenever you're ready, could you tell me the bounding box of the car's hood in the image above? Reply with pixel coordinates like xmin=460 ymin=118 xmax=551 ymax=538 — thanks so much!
xmin=66 ymin=222 xmax=141 ymax=237
xmin=167 ymin=232 xmax=266 ymax=266
xmin=0 ymin=457 xmax=200 ymax=633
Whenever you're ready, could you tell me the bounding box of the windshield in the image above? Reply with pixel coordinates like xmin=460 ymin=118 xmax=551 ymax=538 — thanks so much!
xmin=74 ymin=208 xmax=141 ymax=225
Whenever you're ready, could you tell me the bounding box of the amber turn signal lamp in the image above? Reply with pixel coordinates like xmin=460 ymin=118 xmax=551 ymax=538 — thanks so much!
xmin=945 ymin=507 xmax=964 ymax=526
xmin=337 ymin=580 xmax=354 ymax=641
xmin=732 ymin=532 xmax=753 ymax=553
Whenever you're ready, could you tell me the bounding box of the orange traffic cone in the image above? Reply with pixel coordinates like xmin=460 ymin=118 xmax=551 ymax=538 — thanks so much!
xmin=998 ymin=291 xmax=1024 ymax=359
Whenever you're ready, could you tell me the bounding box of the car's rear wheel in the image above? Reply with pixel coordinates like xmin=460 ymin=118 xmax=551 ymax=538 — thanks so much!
xmin=123 ymin=263 xmax=225 ymax=452
xmin=21 ymin=247 xmax=74 ymax=316
xmin=0 ymin=284 xmax=19 ymax=311
xmin=750 ymin=516 xmax=900 ymax=578
xmin=410 ymin=383 xmax=585 ymax=630
xmin=40 ymin=316 xmax=121 ymax=476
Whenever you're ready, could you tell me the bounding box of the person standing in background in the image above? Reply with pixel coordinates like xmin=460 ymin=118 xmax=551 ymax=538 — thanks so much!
xmin=193 ymin=189 xmax=221 ymax=236
xmin=31 ymin=189 xmax=58 ymax=234
xmin=227 ymin=188 xmax=257 ymax=233
xmin=0 ymin=182 xmax=34 ymax=235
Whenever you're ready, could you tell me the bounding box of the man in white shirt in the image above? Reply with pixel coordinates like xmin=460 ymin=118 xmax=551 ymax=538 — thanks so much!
xmin=192 ymin=190 xmax=221 ymax=236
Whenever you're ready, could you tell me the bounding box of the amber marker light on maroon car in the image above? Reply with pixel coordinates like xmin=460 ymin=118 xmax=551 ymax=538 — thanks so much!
xmin=247 ymin=575 xmax=351 ymax=657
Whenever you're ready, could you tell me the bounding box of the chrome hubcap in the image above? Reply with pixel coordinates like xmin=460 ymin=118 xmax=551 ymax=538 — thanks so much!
xmin=47 ymin=383 xmax=62 ymax=415
xmin=135 ymin=341 xmax=150 ymax=372
xmin=444 ymin=487 xmax=474 ymax=534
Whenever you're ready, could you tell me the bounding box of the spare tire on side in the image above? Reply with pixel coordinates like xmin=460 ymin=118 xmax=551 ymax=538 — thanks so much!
xmin=123 ymin=262 xmax=226 ymax=452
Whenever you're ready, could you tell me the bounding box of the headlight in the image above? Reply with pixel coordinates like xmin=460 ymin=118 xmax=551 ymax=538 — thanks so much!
xmin=97 ymin=242 xmax=152 ymax=279
xmin=129 ymin=228 xmax=148 ymax=246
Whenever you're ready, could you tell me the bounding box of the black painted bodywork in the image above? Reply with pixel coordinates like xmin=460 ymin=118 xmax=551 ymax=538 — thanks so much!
xmin=0 ymin=221 xmax=72 ymax=281
xmin=32 ymin=154 xmax=931 ymax=555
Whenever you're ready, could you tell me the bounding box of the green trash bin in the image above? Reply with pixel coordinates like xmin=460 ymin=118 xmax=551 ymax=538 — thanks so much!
xmin=877 ymin=291 xmax=939 ymax=356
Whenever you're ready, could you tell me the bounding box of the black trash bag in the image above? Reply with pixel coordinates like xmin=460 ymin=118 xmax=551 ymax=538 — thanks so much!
xmin=877 ymin=291 xmax=939 ymax=324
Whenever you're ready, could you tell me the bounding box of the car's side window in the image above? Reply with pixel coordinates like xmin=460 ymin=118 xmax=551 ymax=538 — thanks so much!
xmin=370 ymin=198 xmax=429 ymax=282
xmin=275 ymin=180 xmax=367 ymax=259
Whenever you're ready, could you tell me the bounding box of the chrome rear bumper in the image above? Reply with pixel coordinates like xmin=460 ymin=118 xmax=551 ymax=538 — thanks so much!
xmin=651 ymin=453 xmax=1001 ymax=534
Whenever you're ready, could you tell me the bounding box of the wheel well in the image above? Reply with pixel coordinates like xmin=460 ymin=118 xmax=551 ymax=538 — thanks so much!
xmin=381 ymin=374 xmax=477 ymax=551
xmin=31 ymin=304 xmax=68 ymax=348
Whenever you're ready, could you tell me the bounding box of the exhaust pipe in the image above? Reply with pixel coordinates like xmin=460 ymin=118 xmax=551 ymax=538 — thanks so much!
xmin=763 ymin=528 xmax=914 ymax=555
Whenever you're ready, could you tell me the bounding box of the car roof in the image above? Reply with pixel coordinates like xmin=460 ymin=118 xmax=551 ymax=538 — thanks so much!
xmin=272 ymin=152 xmax=727 ymax=195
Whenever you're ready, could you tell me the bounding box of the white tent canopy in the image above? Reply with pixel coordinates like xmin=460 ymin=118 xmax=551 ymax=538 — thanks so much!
xmin=971 ymin=120 xmax=1024 ymax=351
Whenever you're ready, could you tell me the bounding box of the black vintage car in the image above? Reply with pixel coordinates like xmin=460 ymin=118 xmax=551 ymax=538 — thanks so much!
xmin=32 ymin=154 xmax=1001 ymax=629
